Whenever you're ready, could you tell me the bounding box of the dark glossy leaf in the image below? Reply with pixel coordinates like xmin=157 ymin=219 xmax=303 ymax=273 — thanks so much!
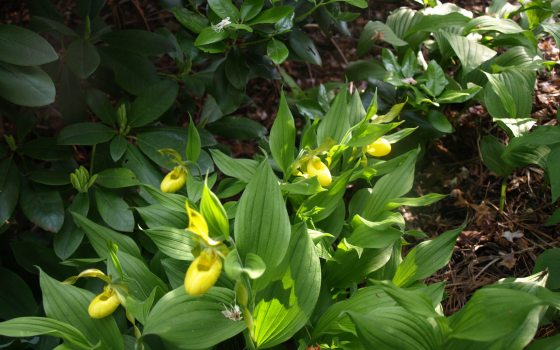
xmin=58 ymin=122 xmax=115 ymax=145
xmin=194 ymin=27 xmax=229 ymax=47
xmin=267 ymin=38 xmax=289 ymax=64
xmin=0 ymin=267 xmax=36 ymax=319
xmin=110 ymin=135 xmax=127 ymax=162
xmin=171 ymin=8 xmax=208 ymax=33
xmin=0 ymin=24 xmax=58 ymax=66
xmin=95 ymin=187 xmax=134 ymax=232
xmin=207 ymin=116 xmax=267 ymax=140
xmin=240 ymin=0 xmax=263 ymax=21
xmin=95 ymin=167 xmax=140 ymax=188
xmin=20 ymin=183 xmax=64 ymax=232
xmin=65 ymin=39 xmax=100 ymax=79
xmin=102 ymin=30 xmax=175 ymax=55
xmin=225 ymin=50 xmax=250 ymax=89
xmin=0 ymin=62 xmax=55 ymax=107
xmin=0 ymin=159 xmax=20 ymax=224
xmin=85 ymin=88 xmax=116 ymax=125
xmin=247 ymin=6 xmax=293 ymax=25
xmin=289 ymin=30 xmax=321 ymax=66
xmin=99 ymin=48 xmax=159 ymax=95
xmin=208 ymin=0 xmax=240 ymax=20
xmin=129 ymin=80 xmax=179 ymax=127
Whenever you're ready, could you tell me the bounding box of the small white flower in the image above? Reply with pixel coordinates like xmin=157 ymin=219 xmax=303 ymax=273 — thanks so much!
xmin=222 ymin=303 xmax=243 ymax=321
xmin=213 ymin=17 xmax=231 ymax=33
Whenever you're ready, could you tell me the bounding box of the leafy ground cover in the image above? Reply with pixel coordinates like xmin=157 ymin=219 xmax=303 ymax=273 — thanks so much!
xmin=2 ymin=2 xmax=560 ymax=348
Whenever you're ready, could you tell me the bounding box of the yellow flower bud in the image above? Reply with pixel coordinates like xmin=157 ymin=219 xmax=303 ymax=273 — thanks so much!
xmin=88 ymin=286 xmax=120 ymax=319
xmin=306 ymin=156 xmax=332 ymax=187
xmin=185 ymin=251 xmax=222 ymax=296
xmin=366 ymin=138 xmax=391 ymax=157
xmin=160 ymin=167 xmax=187 ymax=193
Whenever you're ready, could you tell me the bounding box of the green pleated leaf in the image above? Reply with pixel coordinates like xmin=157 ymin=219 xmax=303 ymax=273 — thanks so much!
xmin=143 ymin=227 xmax=195 ymax=261
xmin=358 ymin=21 xmax=408 ymax=55
xmin=393 ymin=225 xmax=463 ymax=287
xmin=269 ymin=91 xmax=295 ymax=175
xmin=483 ymin=69 xmax=535 ymax=122
xmin=65 ymin=39 xmax=100 ymax=79
xmin=71 ymin=212 xmax=141 ymax=259
xmin=480 ymin=135 xmax=513 ymax=176
xmin=440 ymin=31 xmax=497 ymax=74
xmin=20 ymin=183 xmax=64 ymax=232
xmin=0 ymin=317 xmax=94 ymax=349
xmin=317 ymin=88 xmax=349 ymax=145
xmin=0 ymin=159 xmax=20 ymax=224
xmin=143 ymin=287 xmax=246 ymax=349
xmin=39 ymin=270 xmax=124 ymax=350
xmin=464 ymin=16 xmax=524 ymax=34
xmin=0 ymin=62 xmax=55 ymax=107
xmin=448 ymin=288 xmax=544 ymax=342
xmin=57 ymin=122 xmax=116 ymax=146
xmin=347 ymin=307 xmax=442 ymax=350
xmin=201 ymin=183 xmax=229 ymax=239
xmin=0 ymin=24 xmax=58 ymax=66
xmin=186 ymin=117 xmax=201 ymax=163
xmin=253 ymin=223 xmax=321 ymax=348
xmin=128 ymin=80 xmax=179 ymax=127
xmin=136 ymin=204 xmax=188 ymax=229
xmin=95 ymin=187 xmax=134 ymax=232
xmin=234 ymin=161 xmax=291 ymax=281
xmin=108 ymin=250 xmax=168 ymax=300
xmin=209 ymin=149 xmax=259 ymax=183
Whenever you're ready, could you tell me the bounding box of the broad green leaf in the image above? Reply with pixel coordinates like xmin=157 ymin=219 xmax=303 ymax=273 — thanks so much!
xmin=85 ymin=88 xmax=116 ymax=125
xmin=386 ymin=7 xmax=424 ymax=46
xmin=289 ymin=30 xmax=321 ymax=66
xmin=347 ymin=213 xmax=404 ymax=249
xmin=143 ymin=227 xmax=195 ymax=261
xmin=317 ymin=88 xmax=349 ymax=145
xmin=393 ymin=226 xmax=463 ymax=287
xmin=440 ymin=31 xmax=496 ymax=74
xmin=102 ymin=30 xmax=175 ymax=55
xmin=240 ymin=0 xmax=264 ymax=20
xmin=207 ymin=116 xmax=267 ymax=140
xmin=253 ymin=223 xmax=321 ymax=348
xmin=186 ymin=118 xmax=201 ymax=163
xmin=405 ymin=12 xmax=469 ymax=36
xmin=534 ymin=248 xmax=560 ymax=290
xmin=247 ymin=6 xmax=293 ymax=25
xmin=358 ymin=21 xmax=408 ymax=55
xmin=464 ymin=16 xmax=524 ymax=34
xmin=235 ymin=161 xmax=291 ymax=281
xmin=348 ymin=89 xmax=367 ymax=126
xmin=0 ymin=267 xmax=36 ymax=319
xmin=269 ymin=91 xmax=296 ymax=174
xmin=483 ymin=69 xmax=535 ymax=123
xmin=54 ymin=213 xmax=85 ymax=260
xmin=95 ymin=168 xmax=140 ymax=188
xmin=108 ymin=250 xmax=168 ymax=300
xmin=0 ymin=159 xmax=20 ymax=224
xmin=208 ymin=0 xmax=240 ymax=20
xmin=423 ymin=60 xmax=448 ymax=97
xmin=0 ymin=62 xmax=55 ymax=107
xmin=129 ymin=80 xmax=179 ymax=127
xmin=201 ymin=184 xmax=229 ymax=239
xmin=386 ymin=193 xmax=446 ymax=209
xmin=267 ymin=38 xmax=289 ymax=64
xmin=381 ymin=284 xmax=439 ymax=318
xmin=0 ymin=24 xmax=58 ymax=66
xmin=209 ymin=149 xmax=259 ymax=183
xmin=65 ymin=39 xmax=100 ymax=79
xmin=71 ymin=212 xmax=141 ymax=259
xmin=0 ymin=317 xmax=93 ymax=349
xmin=40 ymin=270 xmax=123 ymax=350
xmin=123 ymin=145 xmax=162 ymax=188
xmin=95 ymin=187 xmax=134 ymax=232
xmin=20 ymin=183 xmax=64 ymax=232
xmin=298 ymin=170 xmax=352 ymax=223
xmin=224 ymin=49 xmax=250 ymax=90
xmin=110 ymin=135 xmax=127 ymax=161
xmin=436 ymin=84 xmax=482 ymax=104
xmin=195 ymin=27 xmax=229 ymax=47
xmin=448 ymin=288 xmax=543 ymax=342
xmin=351 ymin=149 xmax=418 ymax=220
xmin=341 ymin=0 xmax=367 ymax=8
xmin=171 ymin=8 xmax=208 ymax=33
xmin=346 ymin=60 xmax=387 ymax=82
xmin=161 ymin=258 xmax=188 ymax=289
xmin=136 ymin=204 xmax=188 ymax=229
xmin=542 ymin=23 xmax=560 ymax=48
xmin=527 ymin=333 xmax=560 ymax=350
xmin=346 ymin=122 xmax=401 ymax=147
xmin=28 ymin=169 xmax=71 ymax=186
xmin=492 ymin=46 xmax=542 ymax=70
xmin=427 ymin=111 xmax=453 ymax=134
xmin=143 ymin=288 xmax=246 ymax=349
xmin=348 ymin=308 xmax=442 ymax=350
xmin=480 ymin=135 xmax=513 ymax=176
xmin=546 ymin=207 xmax=560 ymax=226
xmin=58 ymin=122 xmax=116 ymax=145
xmin=224 ymin=250 xmax=266 ymax=280
xmin=313 ymin=286 xmax=395 ymax=337
xmin=141 ymin=184 xmax=188 ymax=211
xmin=98 ymin=48 xmax=159 ymax=95
xmin=546 ymin=145 xmax=560 ymax=202
xmin=17 ymin=138 xmax=72 ymax=161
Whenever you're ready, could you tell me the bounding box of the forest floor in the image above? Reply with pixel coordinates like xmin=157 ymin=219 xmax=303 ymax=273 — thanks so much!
xmin=3 ymin=0 xmax=560 ymax=333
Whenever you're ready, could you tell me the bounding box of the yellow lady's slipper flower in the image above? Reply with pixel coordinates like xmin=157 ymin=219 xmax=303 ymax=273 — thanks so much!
xmin=88 ymin=286 xmax=120 ymax=319
xmin=366 ymin=138 xmax=391 ymax=157
xmin=160 ymin=166 xmax=187 ymax=193
xmin=306 ymin=156 xmax=332 ymax=187
xmin=186 ymin=203 xmax=220 ymax=246
xmin=185 ymin=251 xmax=222 ymax=296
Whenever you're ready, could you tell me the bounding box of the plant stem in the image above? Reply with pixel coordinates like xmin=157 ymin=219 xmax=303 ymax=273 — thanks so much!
xmin=499 ymin=176 xmax=507 ymax=213
xmin=89 ymin=144 xmax=97 ymax=174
